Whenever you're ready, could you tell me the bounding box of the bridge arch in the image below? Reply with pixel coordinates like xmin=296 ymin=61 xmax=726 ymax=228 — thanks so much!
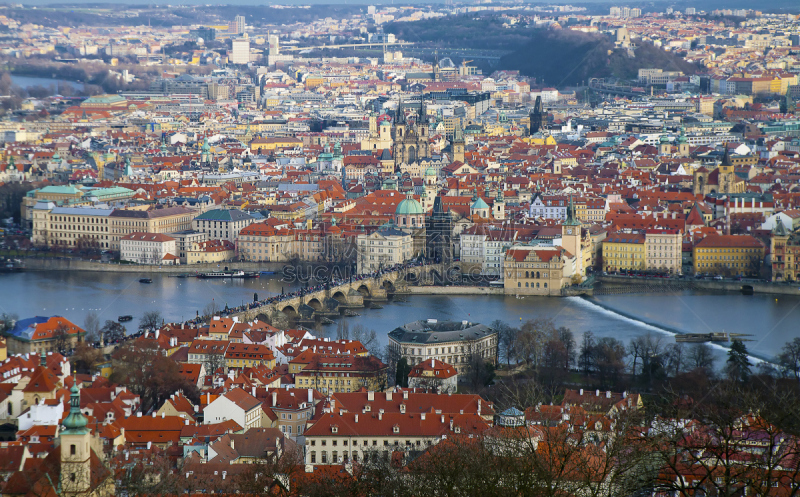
xmin=307 ymin=298 xmax=323 ymax=311
xmin=382 ymin=280 xmax=396 ymax=293
xmin=356 ymin=284 xmax=371 ymax=297
xmin=332 ymin=290 xmax=348 ymax=304
xmin=281 ymin=305 xmax=298 ymax=319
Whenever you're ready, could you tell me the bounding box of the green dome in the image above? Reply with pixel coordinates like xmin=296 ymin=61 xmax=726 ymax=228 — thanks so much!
xmin=471 ymin=197 xmax=490 ymax=210
xmin=396 ymin=197 xmax=424 ymax=216
xmin=62 ymin=384 xmax=89 ymax=433
xmin=425 ymin=167 xmax=436 ymax=176
xmin=659 ymin=133 xmax=670 ymax=144
xmin=677 ymin=128 xmax=688 ymax=144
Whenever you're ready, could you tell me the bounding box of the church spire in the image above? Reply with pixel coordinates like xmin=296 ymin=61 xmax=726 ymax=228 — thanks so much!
xmin=62 ymin=381 xmax=89 ymax=434
xmin=564 ymin=196 xmax=581 ymax=226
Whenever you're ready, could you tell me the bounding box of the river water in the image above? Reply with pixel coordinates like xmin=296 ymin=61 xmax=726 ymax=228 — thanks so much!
xmin=1 ymin=272 xmax=797 ymax=363
xmin=9 ymin=75 xmax=83 ymax=91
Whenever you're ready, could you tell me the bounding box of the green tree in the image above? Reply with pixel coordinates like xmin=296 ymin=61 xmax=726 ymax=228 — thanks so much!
xmin=395 ymin=357 xmax=411 ymax=388
xmin=726 ymin=339 xmax=752 ymax=383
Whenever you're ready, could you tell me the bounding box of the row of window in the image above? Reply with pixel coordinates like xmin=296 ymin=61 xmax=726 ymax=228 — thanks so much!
xmin=518 ymin=282 xmax=548 ymax=288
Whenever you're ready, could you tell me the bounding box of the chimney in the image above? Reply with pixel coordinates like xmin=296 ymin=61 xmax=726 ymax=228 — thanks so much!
xmin=579 ymin=388 xmax=584 ymax=396
xmin=378 ymin=411 xmax=383 ymax=421
xmin=272 ymin=391 xmax=277 ymax=407
xmin=155 ymin=329 xmax=160 ymax=339
xmin=403 ymin=390 xmax=408 ymax=400
xmin=449 ymin=419 xmax=454 ymax=431
xmin=162 ymin=412 xmax=165 ymax=418
xmin=147 ymin=441 xmax=152 ymax=450
xmin=355 ymin=414 xmax=358 ymax=423
xmin=478 ymin=399 xmax=481 ymax=416
xmin=606 ymin=391 xmax=611 ymax=399
xmin=367 ymin=391 xmax=374 ymax=401
xmin=308 ymin=388 xmax=313 ymax=403
xmin=595 ymin=389 xmax=600 ymax=397
xmin=386 ymin=391 xmax=392 ymax=401
xmin=441 ymin=415 xmax=445 ymax=423
xmin=231 ymin=439 xmax=234 ymax=450
xmin=421 ymin=413 xmax=426 ymax=420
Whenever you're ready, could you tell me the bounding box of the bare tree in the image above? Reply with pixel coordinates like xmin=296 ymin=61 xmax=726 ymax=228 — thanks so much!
xmin=687 ymin=343 xmax=715 ymax=374
xmin=777 ymin=337 xmax=800 ymax=381
xmin=83 ymin=311 xmax=100 ymax=344
xmin=351 ymin=324 xmax=379 ymax=356
xmin=52 ymin=323 xmax=73 ymax=354
xmin=139 ymin=310 xmax=162 ymax=332
xmin=203 ymin=300 xmax=220 ymax=318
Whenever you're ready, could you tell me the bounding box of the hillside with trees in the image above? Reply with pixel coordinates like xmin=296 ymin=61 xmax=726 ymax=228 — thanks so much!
xmin=500 ymin=29 xmax=700 ymax=86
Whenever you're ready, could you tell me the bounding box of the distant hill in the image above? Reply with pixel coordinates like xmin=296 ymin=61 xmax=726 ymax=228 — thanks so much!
xmin=500 ymin=29 xmax=700 ymax=87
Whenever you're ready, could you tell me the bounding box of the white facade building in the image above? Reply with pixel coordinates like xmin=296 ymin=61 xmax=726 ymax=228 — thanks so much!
xmin=119 ymin=232 xmax=178 ymax=265
xmin=230 ymin=38 xmax=250 ymax=64
xmin=356 ymin=224 xmax=414 ymax=273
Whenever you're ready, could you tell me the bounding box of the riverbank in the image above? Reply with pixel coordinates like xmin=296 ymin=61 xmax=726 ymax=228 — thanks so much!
xmin=21 ymin=257 xmax=288 ymax=274
xmin=407 ymin=286 xmax=504 ymax=295
xmin=597 ymin=274 xmax=800 ymax=296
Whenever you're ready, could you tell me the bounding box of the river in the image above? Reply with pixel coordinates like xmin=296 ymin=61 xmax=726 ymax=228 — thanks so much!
xmin=2 ymin=272 xmax=798 ymax=363
xmin=9 ymin=74 xmax=84 ymax=91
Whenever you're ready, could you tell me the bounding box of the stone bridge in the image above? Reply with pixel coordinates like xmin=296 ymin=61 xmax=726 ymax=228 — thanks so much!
xmin=230 ymin=264 xmax=446 ymax=322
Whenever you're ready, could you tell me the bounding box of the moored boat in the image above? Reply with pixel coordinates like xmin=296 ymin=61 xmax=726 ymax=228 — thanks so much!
xmin=118 ymin=315 xmax=133 ymax=322
xmin=139 ymin=278 xmax=153 ymax=284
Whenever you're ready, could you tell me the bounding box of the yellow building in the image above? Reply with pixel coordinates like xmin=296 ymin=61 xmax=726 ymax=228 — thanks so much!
xmin=602 ymin=231 xmax=646 ymax=273
xmin=522 ymin=135 xmax=557 ymax=146
xmin=225 ymin=343 xmax=276 ymax=369
xmin=186 ymin=239 xmax=235 ymax=264
xmin=503 ymin=245 xmax=576 ymax=296
xmin=4 ymin=316 xmax=85 ymax=356
xmin=249 ymin=137 xmax=303 ymax=153
xmin=295 ymin=355 xmax=388 ymax=395
xmin=32 ymin=205 xmax=194 ymax=251
xmin=693 ymin=234 xmax=765 ymax=277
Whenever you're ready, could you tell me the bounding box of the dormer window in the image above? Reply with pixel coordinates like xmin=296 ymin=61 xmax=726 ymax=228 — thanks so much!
xmin=332 ymin=425 xmax=338 ymax=434
xmin=393 ymin=425 xmax=400 ymax=434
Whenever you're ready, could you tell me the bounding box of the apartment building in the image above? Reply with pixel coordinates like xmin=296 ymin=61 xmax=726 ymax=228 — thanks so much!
xmin=602 ymin=232 xmax=646 ymax=273
xmin=238 ymin=222 xmax=294 ymax=262
xmin=644 ymin=229 xmax=682 ymax=274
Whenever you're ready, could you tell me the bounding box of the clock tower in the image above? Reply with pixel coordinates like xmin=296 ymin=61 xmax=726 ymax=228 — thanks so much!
xmin=561 ymin=196 xmax=583 ymax=279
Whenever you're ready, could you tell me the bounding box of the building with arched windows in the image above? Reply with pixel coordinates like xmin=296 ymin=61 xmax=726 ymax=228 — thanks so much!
xmin=388 ymin=319 xmax=498 ymax=373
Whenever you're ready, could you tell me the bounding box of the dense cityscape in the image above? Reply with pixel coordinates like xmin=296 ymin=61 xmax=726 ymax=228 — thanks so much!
xmin=0 ymin=1 xmax=800 ymax=495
